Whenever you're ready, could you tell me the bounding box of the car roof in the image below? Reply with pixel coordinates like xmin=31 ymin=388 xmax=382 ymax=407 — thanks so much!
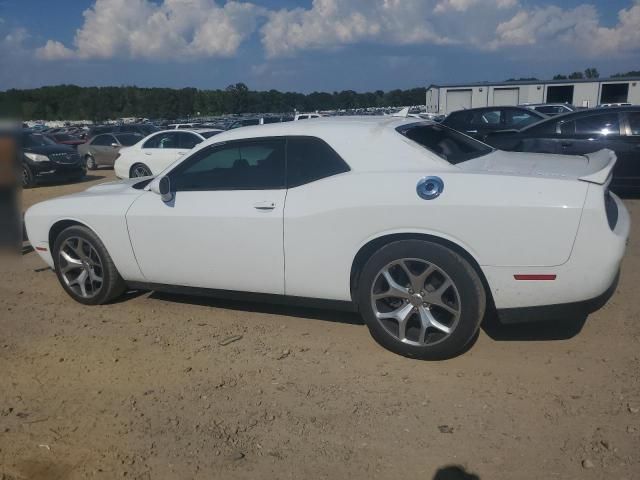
xmin=521 ymin=105 xmax=639 ymax=131
xmin=190 ymin=116 xmax=456 ymax=173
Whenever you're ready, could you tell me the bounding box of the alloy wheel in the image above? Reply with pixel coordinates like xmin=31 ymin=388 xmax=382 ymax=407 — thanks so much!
xmin=370 ymin=258 xmax=461 ymax=347
xmin=58 ymin=236 xmax=104 ymax=299
xmin=132 ymin=165 xmax=151 ymax=177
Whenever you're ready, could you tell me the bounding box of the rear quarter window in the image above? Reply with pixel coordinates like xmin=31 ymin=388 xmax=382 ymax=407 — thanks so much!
xmin=397 ymin=124 xmax=493 ymax=164
xmin=286 ymin=136 xmax=350 ymax=188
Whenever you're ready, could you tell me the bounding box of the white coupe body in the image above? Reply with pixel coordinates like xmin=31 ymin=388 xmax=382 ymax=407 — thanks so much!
xmin=25 ymin=117 xmax=629 ymax=357
xmin=114 ymin=129 xmax=223 ymax=179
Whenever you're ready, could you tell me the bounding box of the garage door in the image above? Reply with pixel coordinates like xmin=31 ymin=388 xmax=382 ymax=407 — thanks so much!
xmin=493 ymin=88 xmax=519 ymax=106
xmin=446 ymin=89 xmax=472 ymax=114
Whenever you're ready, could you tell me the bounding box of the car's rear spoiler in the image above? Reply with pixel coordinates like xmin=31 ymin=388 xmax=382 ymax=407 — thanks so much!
xmin=578 ymin=149 xmax=617 ymax=185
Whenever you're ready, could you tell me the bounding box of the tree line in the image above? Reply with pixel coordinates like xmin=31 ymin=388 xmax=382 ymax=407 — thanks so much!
xmin=0 ymin=83 xmax=427 ymax=121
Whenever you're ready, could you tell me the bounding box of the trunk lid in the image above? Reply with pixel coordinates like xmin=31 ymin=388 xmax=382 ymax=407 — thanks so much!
xmin=459 ymin=149 xmax=616 ymax=184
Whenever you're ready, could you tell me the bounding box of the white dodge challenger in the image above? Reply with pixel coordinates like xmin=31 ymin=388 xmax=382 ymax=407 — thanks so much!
xmin=25 ymin=117 xmax=630 ymax=359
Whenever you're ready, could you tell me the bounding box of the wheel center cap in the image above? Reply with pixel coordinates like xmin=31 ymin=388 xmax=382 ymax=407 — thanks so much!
xmin=410 ymin=293 xmax=423 ymax=307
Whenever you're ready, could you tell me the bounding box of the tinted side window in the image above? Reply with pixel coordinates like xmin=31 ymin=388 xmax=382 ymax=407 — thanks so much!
xmin=628 ymin=112 xmax=640 ymax=136
xmin=444 ymin=111 xmax=471 ymax=126
xmin=143 ymin=132 xmax=179 ymax=149
xmin=472 ymin=109 xmax=502 ymax=126
xmin=564 ymin=113 xmax=621 ymax=136
xmin=505 ymin=109 xmax=540 ymax=128
xmin=286 ymin=137 xmax=350 ymax=188
xmin=92 ymin=135 xmax=111 ymax=146
xmin=525 ymin=120 xmax=559 ymax=135
xmin=170 ymin=139 xmax=285 ymax=191
xmin=176 ymin=132 xmax=201 ymax=149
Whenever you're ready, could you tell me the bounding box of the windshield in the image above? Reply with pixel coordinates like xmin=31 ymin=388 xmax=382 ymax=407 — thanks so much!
xmin=397 ymin=124 xmax=493 ymax=164
xmin=24 ymin=133 xmax=56 ymax=147
xmin=115 ymin=133 xmax=143 ymax=146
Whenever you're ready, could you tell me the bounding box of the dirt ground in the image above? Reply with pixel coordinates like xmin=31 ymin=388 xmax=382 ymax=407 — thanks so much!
xmin=1 ymin=170 xmax=639 ymax=480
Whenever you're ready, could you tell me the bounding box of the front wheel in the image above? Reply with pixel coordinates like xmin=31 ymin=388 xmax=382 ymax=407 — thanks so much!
xmin=22 ymin=164 xmax=35 ymax=188
xmin=85 ymin=155 xmax=97 ymax=170
xmin=357 ymin=240 xmax=486 ymax=360
xmin=53 ymin=225 xmax=126 ymax=305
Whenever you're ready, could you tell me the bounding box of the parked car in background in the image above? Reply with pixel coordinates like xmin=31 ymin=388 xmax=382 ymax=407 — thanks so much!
xmin=599 ymin=103 xmax=632 ymax=108
xmin=294 ymin=113 xmax=323 ymax=121
xmin=88 ymin=124 xmax=159 ymax=138
xmin=25 ymin=118 xmax=629 ymax=359
xmin=114 ymin=129 xmax=222 ymax=178
xmin=523 ymin=103 xmax=576 ymax=116
xmin=22 ymin=131 xmax=85 ymax=188
xmin=167 ymin=123 xmax=203 ymax=130
xmin=441 ymin=106 xmax=546 ymax=141
xmin=227 ymin=116 xmax=294 ymax=130
xmin=485 ymin=106 xmax=640 ymax=193
xmin=46 ymin=133 xmax=85 ymax=149
xmin=78 ymin=133 xmax=143 ymax=170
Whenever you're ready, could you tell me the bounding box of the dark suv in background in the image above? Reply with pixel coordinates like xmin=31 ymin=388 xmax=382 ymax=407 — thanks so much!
xmin=22 ymin=131 xmax=85 ymax=188
xmin=441 ymin=106 xmax=546 ymax=141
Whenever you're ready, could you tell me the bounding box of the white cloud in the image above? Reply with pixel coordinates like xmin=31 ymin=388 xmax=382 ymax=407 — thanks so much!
xmin=261 ymin=0 xmax=467 ymax=58
xmin=32 ymin=0 xmax=640 ymax=62
xmin=434 ymin=0 xmax=517 ymax=14
xmin=261 ymin=0 xmax=640 ymax=59
xmin=37 ymin=0 xmax=263 ymax=61
xmin=490 ymin=0 xmax=640 ymax=55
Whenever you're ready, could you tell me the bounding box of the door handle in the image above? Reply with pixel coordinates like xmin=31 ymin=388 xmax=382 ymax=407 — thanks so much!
xmin=253 ymin=201 xmax=276 ymax=211
xmin=466 ymin=130 xmax=478 ymax=134
xmin=177 ymin=151 xmax=187 ymax=156
xmin=144 ymin=152 xmax=152 ymax=155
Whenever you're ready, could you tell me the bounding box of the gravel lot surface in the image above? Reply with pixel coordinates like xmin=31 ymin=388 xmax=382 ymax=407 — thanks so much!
xmin=1 ymin=170 xmax=639 ymax=479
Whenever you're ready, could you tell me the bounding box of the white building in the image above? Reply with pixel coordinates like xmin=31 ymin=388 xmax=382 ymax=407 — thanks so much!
xmin=426 ymin=77 xmax=640 ymax=115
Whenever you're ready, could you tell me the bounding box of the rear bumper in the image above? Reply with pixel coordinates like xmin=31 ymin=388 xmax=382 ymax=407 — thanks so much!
xmin=497 ymin=270 xmax=619 ymax=324
xmin=483 ymin=188 xmax=629 ymax=316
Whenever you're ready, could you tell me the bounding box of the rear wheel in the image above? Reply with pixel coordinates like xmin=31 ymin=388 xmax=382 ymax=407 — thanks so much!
xmin=53 ymin=226 xmax=126 ymax=305
xmin=357 ymin=240 xmax=486 ymax=359
xmin=130 ymin=163 xmax=151 ymax=178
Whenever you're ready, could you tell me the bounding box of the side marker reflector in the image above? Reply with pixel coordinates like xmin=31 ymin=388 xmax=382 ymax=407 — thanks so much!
xmin=35 ymin=247 xmax=48 ymax=252
xmin=514 ymin=274 xmax=557 ymax=281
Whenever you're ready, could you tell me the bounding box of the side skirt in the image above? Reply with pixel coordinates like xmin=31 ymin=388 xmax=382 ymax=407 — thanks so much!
xmin=126 ymin=282 xmax=359 ymax=313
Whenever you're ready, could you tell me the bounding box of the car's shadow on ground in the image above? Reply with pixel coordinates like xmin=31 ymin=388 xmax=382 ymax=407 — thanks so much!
xmin=146 ymin=291 xmax=365 ymax=326
xmin=481 ymin=310 xmax=587 ymax=342
xmin=132 ymin=289 xmax=590 ymax=342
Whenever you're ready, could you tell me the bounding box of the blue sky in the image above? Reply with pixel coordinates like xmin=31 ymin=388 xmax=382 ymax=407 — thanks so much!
xmin=0 ymin=0 xmax=638 ymax=92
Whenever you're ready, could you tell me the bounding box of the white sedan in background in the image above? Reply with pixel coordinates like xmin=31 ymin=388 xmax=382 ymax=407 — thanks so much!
xmin=25 ymin=117 xmax=629 ymax=359
xmin=114 ymin=129 xmax=222 ymax=178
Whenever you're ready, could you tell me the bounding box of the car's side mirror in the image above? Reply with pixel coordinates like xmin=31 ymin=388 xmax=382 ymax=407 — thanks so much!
xmin=158 ymin=176 xmax=173 ymax=202
xmin=151 ymin=176 xmax=173 ymax=202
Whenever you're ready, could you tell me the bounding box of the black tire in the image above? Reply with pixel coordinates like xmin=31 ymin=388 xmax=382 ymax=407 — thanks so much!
xmin=52 ymin=225 xmax=126 ymax=305
xmin=85 ymin=155 xmax=97 ymax=170
xmin=22 ymin=164 xmax=35 ymax=188
xmin=357 ymin=240 xmax=486 ymax=360
xmin=130 ymin=163 xmax=151 ymax=178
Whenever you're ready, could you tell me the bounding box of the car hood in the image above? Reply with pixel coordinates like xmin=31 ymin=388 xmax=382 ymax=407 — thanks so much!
xmin=25 ymin=144 xmax=76 ymax=155
xmin=83 ymin=177 xmax=150 ymax=195
xmin=458 ymin=149 xmax=616 ymax=183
